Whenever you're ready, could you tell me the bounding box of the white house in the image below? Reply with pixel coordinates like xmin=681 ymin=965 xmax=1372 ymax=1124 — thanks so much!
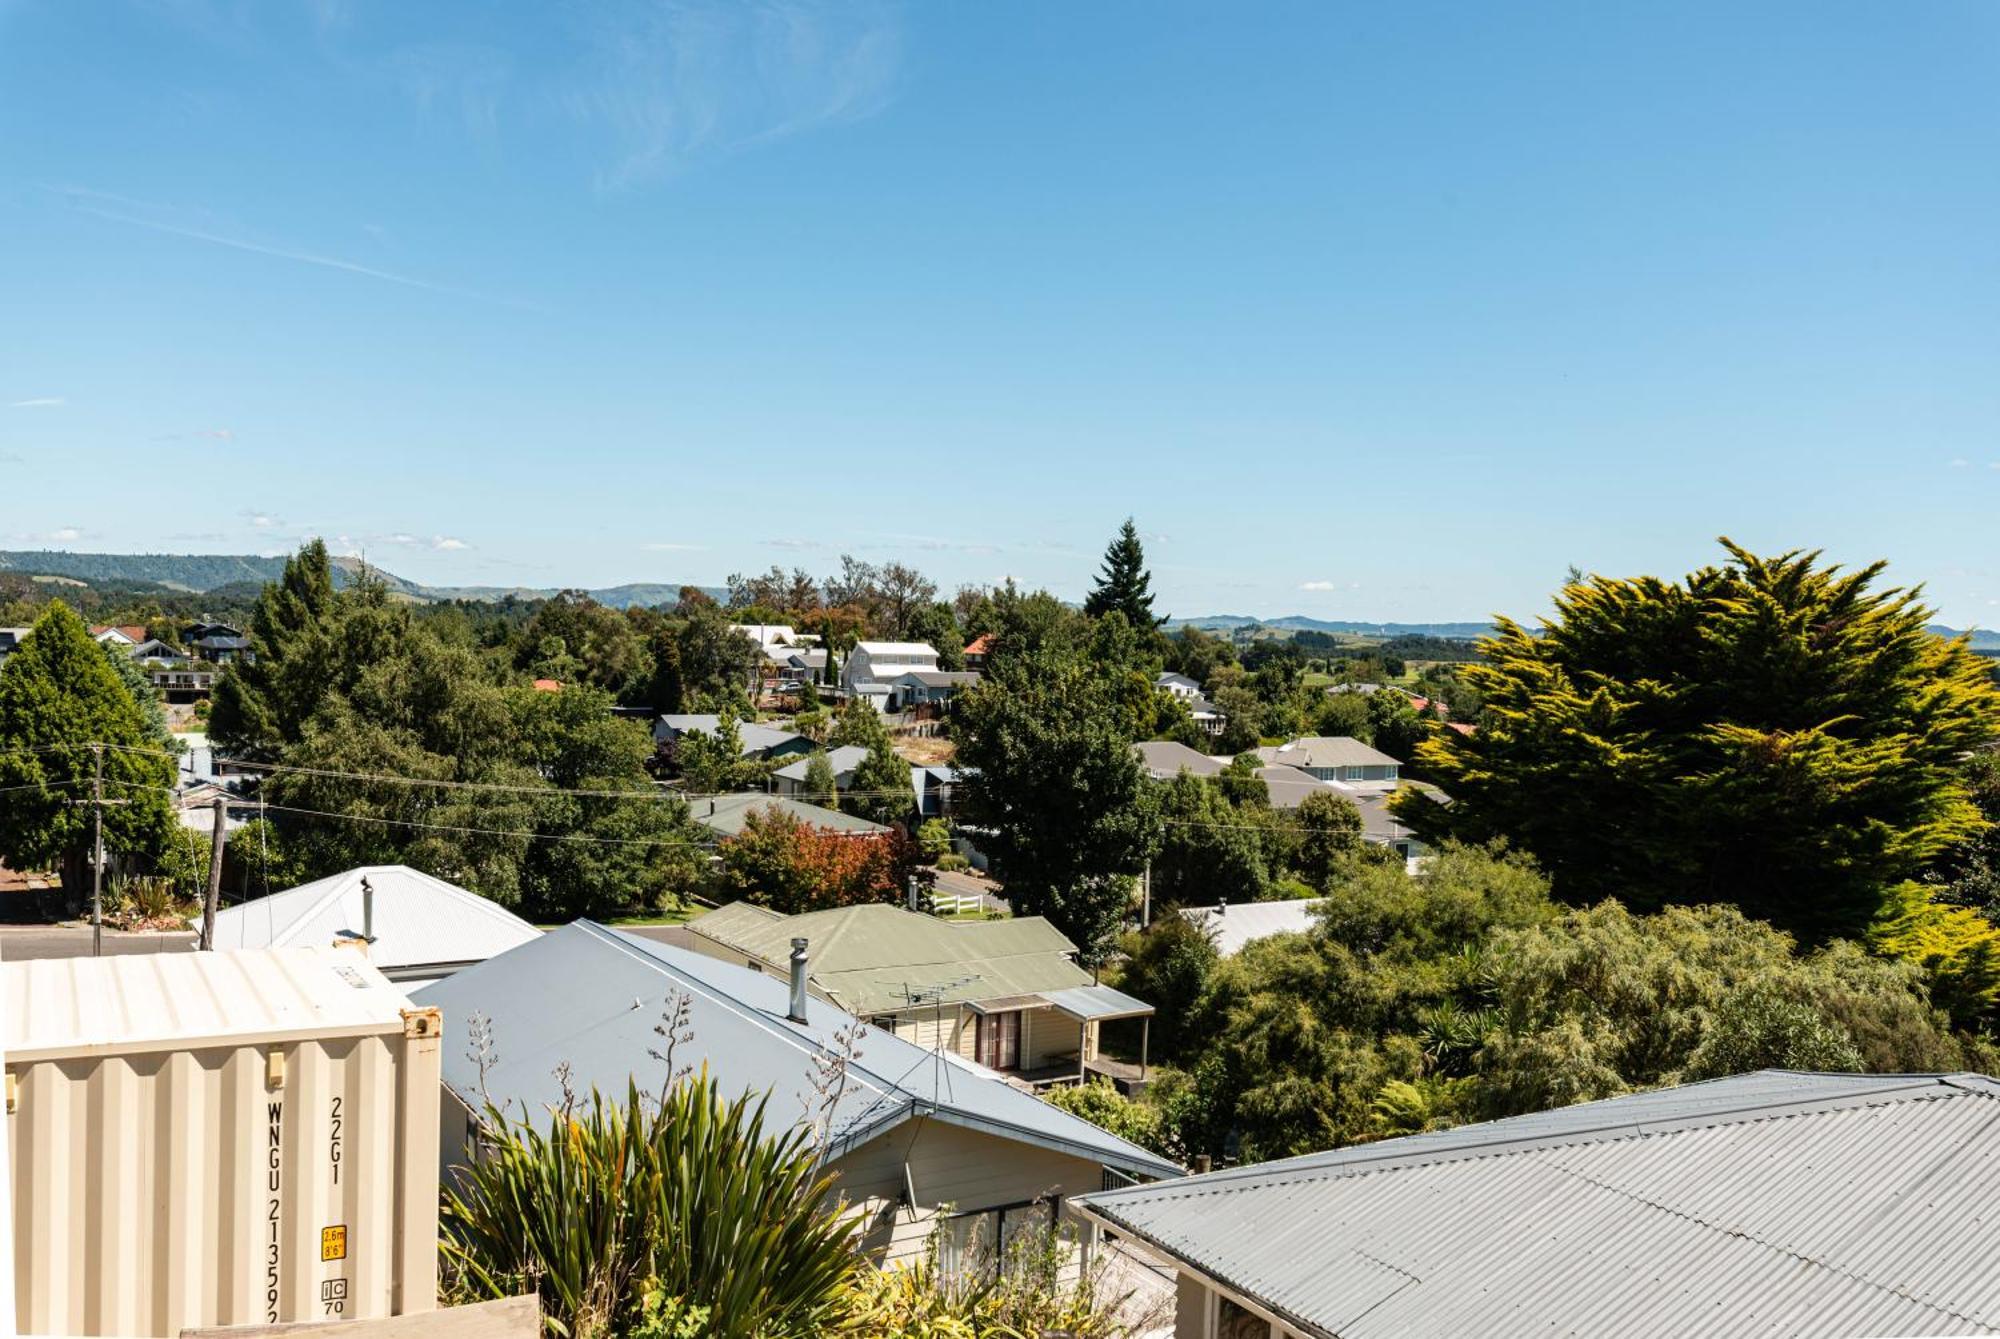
xmin=195 ymin=864 xmax=541 ymax=989
xmin=842 ymin=640 xmax=939 ymax=696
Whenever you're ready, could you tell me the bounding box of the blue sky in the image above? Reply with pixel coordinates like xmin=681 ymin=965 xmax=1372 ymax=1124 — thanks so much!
xmin=4 ymin=1 xmax=1998 ymax=624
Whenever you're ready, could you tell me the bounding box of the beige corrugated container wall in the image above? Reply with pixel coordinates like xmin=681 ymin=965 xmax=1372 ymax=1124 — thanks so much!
xmin=3 ymin=946 xmax=441 ymax=1338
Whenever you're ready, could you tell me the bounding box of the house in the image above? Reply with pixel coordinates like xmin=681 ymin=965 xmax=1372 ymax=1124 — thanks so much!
xmin=182 ymin=618 xmax=244 ymax=644
xmin=684 ymin=901 xmax=1156 ymax=1087
xmin=962 ymin=632 xmax=996 ymax=670
xmin=783 ymin=648 xmax=829 ymax=683
xmin=850 ymin=681 xmax=895 ymax=714
xmin=173 ymin=780 xmax=256 ymax=834
xmin=1134 ymin=740 xmax=1226 ymax=781
xmin=191 ymin=633 xmax=252 ymax=663
xmin=911 ymin=763 xmax=964 ymax=818
xmin=148 ymin=662 xmax=218 ymax=702
xmin=417 ymin=922 xmax=1181 ymax=1270
xmin=1155 ymin=672 xmax=1203 ymax=700
xmin=842 ymin=641 xmax=940 ymax=696
xmin=1186 ymin=696 xmax=1225 ymax=736
xmin=88 ymin=623 xmax=146 ymax=648
xmin=653 ymin=713 xmax=814 ymax=762
xmin=1075 ymin=1071 xmax=2000 ymax=1339
xmin=1179 ymin=898 xmax=1322 ymax=956
xmin=687 ymin=792 xmax=891 ymax=838
xmin=0 ymin=626 xmax=30 ymax=669
xmin=888 ymin=668 xmax=981 ymax=712
xmin=195 ymin=863 xmax=541 ymax=988
xmin=127 ymin=637 xmax=178 ymax=660
xmin=1253 ymin=736 xmax=1401 ymax=785
xmin=1253 ymin=763 xmax=1328 ymax=810
xmin=771 ymin=745 xmax=870 ymax=797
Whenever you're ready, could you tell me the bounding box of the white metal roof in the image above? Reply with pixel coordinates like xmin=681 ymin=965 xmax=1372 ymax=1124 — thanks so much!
xmin=2 ymin=947 xmax=412 ymax=1061
xmin=853 ymin=641 xmax=939 ymax=656
xmin=196 ymin=864 xmax=540 ymax=975
xmin=1180 ymin=899 xmax=1322 ymax=955
xmin=1078 ymin=1071 xmax=2000 ymax=1338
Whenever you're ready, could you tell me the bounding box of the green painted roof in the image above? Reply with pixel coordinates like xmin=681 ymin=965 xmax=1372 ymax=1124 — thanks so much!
xmin=684 ymin=902 xmax=1097 ymax=1014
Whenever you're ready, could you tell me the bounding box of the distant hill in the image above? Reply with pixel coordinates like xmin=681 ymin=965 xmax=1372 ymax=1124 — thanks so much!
xmin=1173 ymin=613 xmax=2000 ymax=651
xmin=1171 ymin=614 xmax=1497 ymax=640
xmin=0 ymin=550 xmax=721 ymax=609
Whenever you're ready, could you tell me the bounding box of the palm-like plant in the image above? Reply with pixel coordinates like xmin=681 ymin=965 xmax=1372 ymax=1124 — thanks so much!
xmin=441 ymin=1075 xmax=864 ymax=1338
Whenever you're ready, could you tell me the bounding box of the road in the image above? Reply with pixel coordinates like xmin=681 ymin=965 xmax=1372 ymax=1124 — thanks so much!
xmin=0 ymin=925 xmax=196 ymax=960
xmin=931 ymin=867 xmax=1010 ymax=916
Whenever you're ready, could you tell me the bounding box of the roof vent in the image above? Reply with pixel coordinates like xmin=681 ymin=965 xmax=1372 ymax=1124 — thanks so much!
xmin=787 ymin=938 xmax=810 ymax=1024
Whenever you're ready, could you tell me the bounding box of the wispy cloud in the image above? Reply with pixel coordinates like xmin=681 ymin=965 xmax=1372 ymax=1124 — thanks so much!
xmin=48 ymin=184 xmax=528 ymax=308
xmin=244 ymin=511 xmax=282 ymax=530
xmin=432 ymin=536 xmax=469 ymax=551
xmin=382 ymin=532 xmax=470 ymax=551
xmin=1299 ymin=580 xmax=1338 ymax=591
xmin=564 ymin=0 xmax=902 ymax=188
xmin=644 ymin=541 xmax=706 ymax=552
xmin=763 ymin=537 xmax=828 ymax=551
xmin=10 ymin=397 xmax=64 ymax=408
xmin=42 ymin=527 xmax=84 ymax=543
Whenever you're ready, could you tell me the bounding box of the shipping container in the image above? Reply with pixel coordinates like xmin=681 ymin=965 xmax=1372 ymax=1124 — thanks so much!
xmin=3 ymin=946 xmax=441 ymax=1338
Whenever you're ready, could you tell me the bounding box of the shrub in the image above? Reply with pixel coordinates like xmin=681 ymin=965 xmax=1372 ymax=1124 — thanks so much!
xmin=441 ymin=1077 xmax=863 ymax=1339
xmin=917 ymin=818 xmax=953 ymax=862
xmin=1043 ymin=1080 xmax=1171 ymax=1158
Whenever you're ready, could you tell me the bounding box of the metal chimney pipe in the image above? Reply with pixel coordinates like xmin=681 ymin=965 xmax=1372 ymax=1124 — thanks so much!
xmin=1218 ymin=895 xmax=1227 ymax=918
xmin=906 ymin=875 xmax=921 ymax=912
xmin=787 ymin=937 xmax=810 ymax=1024
xmin=361 ymin=875 xmax=375 ymax=943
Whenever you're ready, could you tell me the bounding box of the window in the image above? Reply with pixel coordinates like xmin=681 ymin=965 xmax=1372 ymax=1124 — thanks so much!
xmin=938 ymin=1200 xmax=1059 ymax=1284
xmin=1214 ymin=1294 xmax=1272 ymax=1339
xmin=976 ymin=1009 xmax=1021 ymax=1070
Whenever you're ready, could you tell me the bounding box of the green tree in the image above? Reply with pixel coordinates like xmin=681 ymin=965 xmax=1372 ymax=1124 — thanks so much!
xmin=1292 ymin=789 xmax=1365 ymax=889
xmin=0 ymin=602 xmax=177 ymax=903
xmin=1114 ymin=912 xmax=1220 ymax=1062
xmin=1149 ymin=772 xmax=1270 ymax=906
xmin=800 ymin=750 xmax=839 ymax=809
xmin=1082 ymin=519 xmax=1161 ymax=629
xmin=1399 ymin=542 xmax=2000 ymax=943
xmin=1212 ymin=684 xmax=1265 ymax=753
xmin=209 ymin=538 xmax=339 ymax=755
xmin=955 ymin=643 xmax=1158 ymax=963
xmin=677 ymin=717 xmax=745 ymax=795
xmin=828 ymin=697 xmax=890 ymax=750
xmin=847 ymin=738 xmax=914 ymax=826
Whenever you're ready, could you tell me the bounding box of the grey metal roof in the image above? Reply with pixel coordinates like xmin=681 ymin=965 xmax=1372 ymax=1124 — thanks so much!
xmin=1256 ymin=763 xmax=1326 ymax=809
xmin=1076 ymin=1071 xmax=2000 ymax=1338
xmin=1255 ymin=736 xmax=1401 ymax=771
xmin=1041 ymin=984 xmax=1153 ymax=1021
xmin=655 ymin=715 xmax=807 ymax=758
xmin=416 ymin=922 xmax=1182 ymax=1182
xmin=687 ymin=793 xmax=890 ymax=837
xmin=1134 ymin=740 xmax=1226 ymax=779
xmin=771 ymin=745 xmax=869 ymax=784
xmin=897 ymin=669 xmax=982 ymax=688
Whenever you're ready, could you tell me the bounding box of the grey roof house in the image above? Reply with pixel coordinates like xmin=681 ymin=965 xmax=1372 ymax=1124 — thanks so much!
xmin=1076 ymin=1070 xmax=2000 ymax=1339
xmin=888 ymin=669 xmax=982 ymax=711
xmin=687 ymin=792 xmax=891 ymax=838
xmin=653 ymin=713 xmax=814 ymax=761
xmin=771 ymin=745 xmax=870 ymax=796
xmin=418 ymin=922 xmax=1179 ymax=1271
xmin=1253 ymin=736 xmax=1401 ymax=785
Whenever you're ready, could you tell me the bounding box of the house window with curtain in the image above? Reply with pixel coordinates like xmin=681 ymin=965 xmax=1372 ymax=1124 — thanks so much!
xmin=976 ymin=1009 xmax=1021 ymax=1069
xmin=938 ymin=1200 xmax=1059 ymax=1283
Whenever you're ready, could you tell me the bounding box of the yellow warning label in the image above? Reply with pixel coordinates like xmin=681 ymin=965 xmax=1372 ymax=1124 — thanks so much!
xmin=321 ymin=1225 xmax=347 ymax=1262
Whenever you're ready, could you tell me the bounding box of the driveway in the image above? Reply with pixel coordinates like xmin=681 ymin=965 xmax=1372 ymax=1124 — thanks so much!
xmin=931 ymin=867 xmax=1010 ymax=916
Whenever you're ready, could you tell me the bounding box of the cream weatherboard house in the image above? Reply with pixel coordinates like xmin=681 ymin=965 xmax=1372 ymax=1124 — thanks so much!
xmin=418 ymin=922 xmax=1180 ymax=1273
xmin=682 ymin=901 xmax=1156 ymax=1086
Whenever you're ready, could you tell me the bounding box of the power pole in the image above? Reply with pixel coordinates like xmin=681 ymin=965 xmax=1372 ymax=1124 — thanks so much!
xmin=69 ymin=744 xmax=130 ymax=959
xmin=200 ymin=796 xmax=227 ymax=951
xmin=90 ymin=744 xmax=105 ymax=958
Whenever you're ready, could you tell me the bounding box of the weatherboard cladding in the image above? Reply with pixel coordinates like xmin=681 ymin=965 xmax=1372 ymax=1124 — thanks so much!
xmin=1079 ymin=1072 xmax=2000 ymax=1338
xmin=414 ymin=922 xmax=1179 ymax=1182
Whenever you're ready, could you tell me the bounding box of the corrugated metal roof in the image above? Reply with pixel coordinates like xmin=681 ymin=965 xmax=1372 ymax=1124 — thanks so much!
xmin=771 ymin=745 xmax=869 ymax=783
xmin=1041 ymin=984 xmax=1154 ymax=1021
xmin=197 ymin=864 xmax=540 ymax=975
xmin=1077 ymin=1071 xmax=2000 ymax=1338
xmin=688 ymin=793 xmax=891 ymax=836
xmin=1133 ymin=740 xmax=1226 ymax=779
xmin=1181 ymin=899 xmax=1321 ymax=955
xmin=415 ymin=922 xmax=1182 ymax=1182
xmin=1255 ymin=736 xmax=1401 ymax=771
xmin=3 ymin=946 xmax=412 ymax=1060
xmin=684 ymin=902 xmax=1092 ymax=1014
